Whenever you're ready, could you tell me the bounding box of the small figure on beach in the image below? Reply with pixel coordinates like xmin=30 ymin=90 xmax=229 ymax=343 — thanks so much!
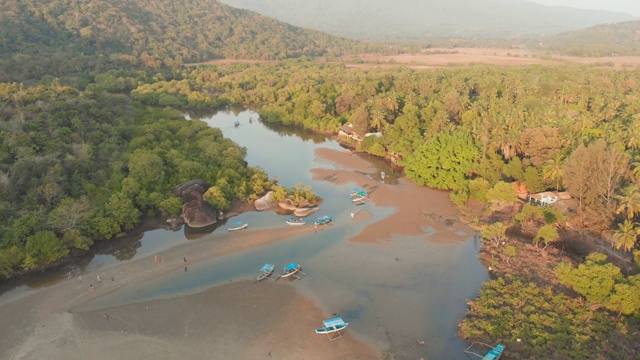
xmin=351 ymin=212 xmax=354 ymax=219
xmin=97 ymin=275 xmax=101 ymax=283
xmin=89 ymin=283 xmax=94 ymax=293
xmin=68 ymin=271 xmax=72 ymax=280
xmin=111 ymin=276 xmax=115 ymax=282
xmin=155 ymin=254 xmax=158 ymax=263
xmin=183 ymin=256 xmax=187 ymax=263
xmin=79 ymin=275 xmax=82 ymax=282
xmin=184 ymin=266 xmax=188 ymax=272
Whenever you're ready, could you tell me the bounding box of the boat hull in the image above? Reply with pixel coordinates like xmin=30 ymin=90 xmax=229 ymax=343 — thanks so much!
xmin=228 ymin=223 xmax=248 ymax=231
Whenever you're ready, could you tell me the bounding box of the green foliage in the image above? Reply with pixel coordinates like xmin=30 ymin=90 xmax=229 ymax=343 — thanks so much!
xmin=405 ymin=130 xmax=479 ymax=190
xmin=467 ymin=178 xmax=491 ymax=203
xmin=514 ymin=203 xmax=544 ymax=225
xmin=449 ymin=186 xmax=470 ymax=206
xmin=481 ymin=222 xmax=507 ymax=246
xmin=485 ymin=181 xmax=519 ymax=210
xmin=204 ymin=186 xmax=231 ymax=212
xmin=460 ymin=277 xmax=632 ymax=359
xmin=23 ymin=231 xmax=69 ymax=269
xmin=523 ymin=166 xmax=544 ymax=194
xmin=503 ymin=157 xmax=524 ymax=181
xmin=534 ymin=224 xmax=560 ymax=249
xmin=158 ymin=196 xmax=184 ymax=217
xmin=556 ymin=253 xmax=620 ymax=305
xmin=62 ymin=229 xmax=93 ymax=251
xmin=557 ymin=253 xmax=640 ymax=315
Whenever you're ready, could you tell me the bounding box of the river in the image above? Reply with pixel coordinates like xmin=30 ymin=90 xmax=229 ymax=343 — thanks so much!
xmin=0 ymin=109 xmax=488 ymax=359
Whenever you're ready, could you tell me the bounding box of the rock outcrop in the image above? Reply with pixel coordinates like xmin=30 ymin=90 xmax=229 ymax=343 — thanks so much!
xmin=173 ymin=179 xmax=218 ymax=228
xmin=254 ymin=191 xmax=276 ymax=211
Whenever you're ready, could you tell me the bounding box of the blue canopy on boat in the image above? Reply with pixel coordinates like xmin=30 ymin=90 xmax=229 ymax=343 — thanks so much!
xmin=260 ymin=264 xmax=273 ymax=272
xmin=284 ymin=263 xmax=299 ymax=271
xmin=233 ymin=221 xmax=244 ymax=226
xmin=322 ymin=317 xmax=346 ymax=328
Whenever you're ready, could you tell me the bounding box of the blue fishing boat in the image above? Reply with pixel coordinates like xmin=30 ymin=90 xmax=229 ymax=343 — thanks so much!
xmin=314 ymin=215 xmax=332 ymax=226
xmin=350 ymin=188 xmax=367 ymax=198
xmin=281 ymin=263 xmax=304 ymax=279
xmin=315 ymin=317 xmax=349 ymax=340
xmin=256 ymin=263 xmax=275 ymax=281
xmin=464 ymin=342 xmax=505 ymax=360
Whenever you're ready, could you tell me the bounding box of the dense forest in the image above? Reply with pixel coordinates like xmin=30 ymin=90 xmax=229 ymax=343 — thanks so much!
xmin=0 ymin=0 xmax=366 ymax=83
xmin=2 ymin=0 xmax=640 ymax=358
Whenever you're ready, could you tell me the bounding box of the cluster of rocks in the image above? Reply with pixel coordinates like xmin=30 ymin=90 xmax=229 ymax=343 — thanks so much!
xmin=254 ymin=191 xmax=321 ymax=217
xmin=172 ymin=179 xmax=219 ymax=228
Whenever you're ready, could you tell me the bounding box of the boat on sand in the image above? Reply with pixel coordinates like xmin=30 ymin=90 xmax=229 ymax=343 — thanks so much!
xmin=315 ymin=317 xmax=349 ymax=340
xmin=256 ymin=264 xmax=275 ymax=281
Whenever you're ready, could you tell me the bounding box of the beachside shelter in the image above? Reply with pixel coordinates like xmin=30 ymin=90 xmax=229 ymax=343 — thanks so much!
xmin=316 ymin=317 xmax=349 ymax=340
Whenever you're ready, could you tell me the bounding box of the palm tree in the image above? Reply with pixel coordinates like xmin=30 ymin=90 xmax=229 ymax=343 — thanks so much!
xmin=615 ymin=185 xmax=640 ymax=221
xmin=369 ymin=105 xmax=387 ymax=133
xmin=613 ymin=220 xmax=640 ymax=252
xmin=542 ymin=153 xmax=565 ymax=191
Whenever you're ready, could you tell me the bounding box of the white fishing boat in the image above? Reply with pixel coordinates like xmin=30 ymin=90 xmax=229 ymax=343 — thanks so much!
xmin=228 ymin=221 xmax=248 ymax=231
xmin=315 ymin=317 xmax=349 ymax=340
xmin=286 ymin=217 xmax=306 ymax=226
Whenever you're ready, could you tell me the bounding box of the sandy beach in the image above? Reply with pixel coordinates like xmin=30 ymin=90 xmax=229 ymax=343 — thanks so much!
xmin=0 ymin=147 xmax=476 ymax=360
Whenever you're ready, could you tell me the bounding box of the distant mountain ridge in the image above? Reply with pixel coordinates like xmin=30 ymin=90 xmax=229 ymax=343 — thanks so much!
xmin=534 ymin=20 xmax=640 ymax=56
xmin=218 ymin=0 xmax=635 ymax=39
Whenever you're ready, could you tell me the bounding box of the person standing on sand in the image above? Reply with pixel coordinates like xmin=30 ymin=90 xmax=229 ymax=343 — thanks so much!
xmin=183 ymin=256 xmax=187 ymax=263
xmin=97 ymin=275 xmax=101 ymax=283
xmin=90 ymin=283 xmax=94 ymax=293
xmin=155 ymin=254 xmax=158 ymax=263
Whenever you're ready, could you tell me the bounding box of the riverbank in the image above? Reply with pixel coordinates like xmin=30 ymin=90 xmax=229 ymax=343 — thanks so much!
xmin=0 ymin=145 xmax=481 ymax=360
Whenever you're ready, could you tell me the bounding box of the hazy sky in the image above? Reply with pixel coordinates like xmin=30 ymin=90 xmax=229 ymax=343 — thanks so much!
xmin=529 ymin=0 xmax=640 ymax=17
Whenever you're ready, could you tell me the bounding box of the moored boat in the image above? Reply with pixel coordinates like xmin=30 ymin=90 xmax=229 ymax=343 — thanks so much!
xmin=286 ymin=217 xmax=306 ymax=226
xmin=257 ymin=263 xmax=275 ymax=281
xmin=314 ymin=215 xmax=332 ymax=226
xmin=228 ymin=221 xmax=248 ymax=231
xmin=464 ymin=342 xmax=505 ymax=360
xmin=315 ymin=317 xmax=349 ymax=340
xmin=281 ymin=262 xmax=303 ymax=278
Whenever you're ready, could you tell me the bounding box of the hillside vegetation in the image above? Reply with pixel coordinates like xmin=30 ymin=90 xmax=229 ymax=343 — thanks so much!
xmin=0 ymin=0 xmax=363 ymax=83
xmin=534 ymin=20 xmax=640 ymax=57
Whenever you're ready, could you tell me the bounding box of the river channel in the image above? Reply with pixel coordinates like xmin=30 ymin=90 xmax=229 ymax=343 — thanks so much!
xmin=0 ymin=109 xmax=488 ymax=359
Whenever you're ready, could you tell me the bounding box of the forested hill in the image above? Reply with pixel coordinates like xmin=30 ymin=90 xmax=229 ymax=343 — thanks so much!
xmin=533 ymin=20 xmax=640 ymax=57
xmin=0 ymin=0 xmax=361 ymax=83
xmin=218 ymin=0 xmax=635 ymax=40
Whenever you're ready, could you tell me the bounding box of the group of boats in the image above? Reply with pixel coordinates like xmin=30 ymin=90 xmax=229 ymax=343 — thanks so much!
xmin=255 ymin=262 xmax=348 ymax=338
xmin=285 ymin=215 xmax=333 ymax=226
xmin=256 ymin=262 xmax=305 ymax=281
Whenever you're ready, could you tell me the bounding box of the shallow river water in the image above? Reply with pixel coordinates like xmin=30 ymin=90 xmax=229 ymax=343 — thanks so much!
xmin=0 ymin=109 xmax=488 ymax=359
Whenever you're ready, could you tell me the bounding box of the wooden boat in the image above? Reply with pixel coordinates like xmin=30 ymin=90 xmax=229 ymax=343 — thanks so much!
xmin=350 ymin=188 xmax=367 ymax=198
xmin=281 ymin=263 xmax=303 ymax=278
xmin=228 ymin=221 xmax=248 ymax=231
xmin=464 ymin=342 xmax=505 ymax=360
xmin=286 ymin=217 xmax=306 ymax=226
xmin=314 ymin=215 xmax=332 ymax=226
xmin=257 ymin=263 xmax=275 ymax=281
xmin=315 ymin=317 xmax=349 ymax=340
xmin=352 ymin=194 xmax=368 ymax=203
